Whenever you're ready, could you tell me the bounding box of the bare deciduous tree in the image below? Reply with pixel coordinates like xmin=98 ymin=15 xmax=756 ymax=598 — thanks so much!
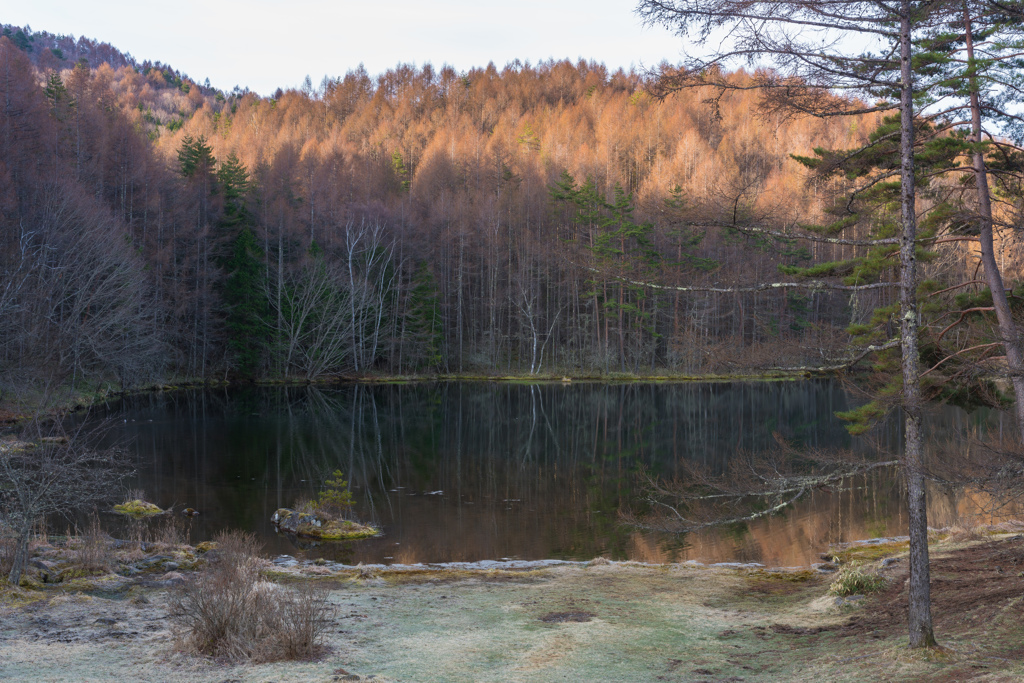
xmin=0 ymin=418 xmax=128 ymax=586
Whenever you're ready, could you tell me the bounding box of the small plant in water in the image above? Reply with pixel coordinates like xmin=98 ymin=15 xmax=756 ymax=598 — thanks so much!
xmin=829 ymin=562 xmax=887 ymax=597
xmin=315 ymin=470 xmax=355 ymax=520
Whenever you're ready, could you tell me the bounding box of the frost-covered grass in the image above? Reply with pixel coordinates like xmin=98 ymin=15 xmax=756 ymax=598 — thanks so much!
xmin=3 ymin=537 xmax=1024 ymax=682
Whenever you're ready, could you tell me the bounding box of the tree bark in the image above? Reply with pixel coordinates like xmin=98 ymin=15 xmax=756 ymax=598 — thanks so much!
xmin=899 ymin=3 xmax=937 ymax=649
xmin=7 ymin=526 xmax=30 ymax=586
xmin=963 ymin=6 xmax=1024 ymax=435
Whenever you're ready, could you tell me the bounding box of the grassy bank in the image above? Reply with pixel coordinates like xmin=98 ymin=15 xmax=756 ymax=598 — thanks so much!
xmin=2 ymin=531 xmax=1022 ymax=682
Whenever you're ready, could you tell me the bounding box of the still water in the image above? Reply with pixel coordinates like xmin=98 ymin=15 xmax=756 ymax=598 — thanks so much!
xmin=92 ymin=381 xmax=1014 ymax=567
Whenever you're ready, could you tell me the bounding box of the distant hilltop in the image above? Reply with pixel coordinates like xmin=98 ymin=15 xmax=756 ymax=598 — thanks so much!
xmin=1 ymin=24 xmax=136 ymax=72
xmin=0 ymin=24 xmax=227 ymax=96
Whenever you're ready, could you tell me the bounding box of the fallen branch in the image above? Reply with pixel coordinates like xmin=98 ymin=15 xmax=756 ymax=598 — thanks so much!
xmin=768 ymin=339 xmax=900 ymax=373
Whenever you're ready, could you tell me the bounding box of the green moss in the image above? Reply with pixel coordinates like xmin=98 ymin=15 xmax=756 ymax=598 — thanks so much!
xmin=17 ymin=575 xmax=44 ymax=590
xmin=829 ymin=541 xmax=908 ymax=564
xmin=112 ymin=499 xmax=163 ymax=518
xmin=57 ymin=566 xmax=107 ymax=582
xmin=313 ymin=520 xmax=379 ymax=540
xmin=748 ymin=569 xmax=818 ymax=583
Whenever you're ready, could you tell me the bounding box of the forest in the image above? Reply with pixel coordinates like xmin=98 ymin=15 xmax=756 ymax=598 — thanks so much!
xmin=0 ymin=23 xmax=1019 ymax=395
xmin=4 ymin=7 xmax=1024 ymax=671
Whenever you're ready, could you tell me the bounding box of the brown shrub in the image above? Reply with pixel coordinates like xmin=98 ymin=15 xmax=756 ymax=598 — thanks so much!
xmin=945 ymin=519 xmax=986 ymax=544
xmin=151 ymin=515 xmax=190 ymax=549
xmin=69 ymin=513 xmax=114 ymax=573
xmin=169 ymin=530 xmax=334 ymax=662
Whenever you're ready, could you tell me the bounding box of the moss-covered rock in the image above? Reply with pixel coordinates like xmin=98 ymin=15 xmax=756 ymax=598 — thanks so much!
xmin=112 ymin=499 xmax=163 ymax=518
xmin=271 ymin=508 xmax=379 ymax=540
xmin=194 ymin=541 xmax=217 ymax=553
xmin=317 ymin=519 xmax=379 ymax=540
xmin=17 ymin=574 xmax=44 ymax=590
xmin=55 ymin=566 xmax=108 ymax=583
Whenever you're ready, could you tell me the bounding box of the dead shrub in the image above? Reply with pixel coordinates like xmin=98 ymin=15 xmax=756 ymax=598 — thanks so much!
xmin=74 ymin=513 xmax=113 ymax=572
xmin=829 ymin=563 xmax=887 ymax=597
xmin=151 ymin=515 xmax=190 ymax=549
xmin=169 ymin=530 xmax=334 ymax=662
xmin=945 ymin=519 xmax=985 ymax=543
xmin=266 ymin=582 xmax=335 ymax=660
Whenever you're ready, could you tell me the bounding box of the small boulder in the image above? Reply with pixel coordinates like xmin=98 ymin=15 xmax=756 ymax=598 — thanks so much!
xmin=157 ymin=571 xmax=185 ymax=586
xmin=272 ymin=508 xmax=321 ymax=534
xmin=18 ymin=574 xmax=44 ymax=590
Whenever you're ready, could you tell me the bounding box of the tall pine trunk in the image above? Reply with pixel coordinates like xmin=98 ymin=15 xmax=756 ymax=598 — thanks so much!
xmin=964 ymin=8 xmax=1024 ymax=435
xmin=900 ymin=3 xmax=936 ymax=649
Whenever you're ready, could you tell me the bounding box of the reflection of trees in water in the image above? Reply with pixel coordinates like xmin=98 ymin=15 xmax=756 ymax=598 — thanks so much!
xmin=94 ymin=381 xmax=1017 ymax=563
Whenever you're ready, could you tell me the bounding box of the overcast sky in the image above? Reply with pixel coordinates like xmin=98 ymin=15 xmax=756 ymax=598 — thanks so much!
xmin=4 ymin=0 xmax=687 ymax=95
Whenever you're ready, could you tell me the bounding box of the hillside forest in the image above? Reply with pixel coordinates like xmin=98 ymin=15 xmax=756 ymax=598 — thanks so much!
xmin=0 ymin=24 xmax=1020 ymax=395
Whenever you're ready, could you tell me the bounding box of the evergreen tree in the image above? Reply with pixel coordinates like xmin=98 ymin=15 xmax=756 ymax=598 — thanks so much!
xmin=217 ymin=153 xmax=267 ymax=378
xmin=551 ymin=172 xmax=661 ymax=369
xmin=403 ymin=262 xmax=444 ymax=370
xmin=43 ymin=71 xmax=72 ymax=121
xmin=178 ymin=134 xmax=216 ymax=179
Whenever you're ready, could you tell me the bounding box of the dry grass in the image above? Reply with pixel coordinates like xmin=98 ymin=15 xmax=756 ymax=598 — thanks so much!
xmin=828 ymin=562 xmax=887 ymax=597
xmin=169 ymin=530 xmax=335 ymax=662
xmin=73 ymin=513 xmax=114 ymax=573
xmin=151 ymin=515 xmax=190 ymax=549
xmin=943 ymin=519 xmax=986 ymax=543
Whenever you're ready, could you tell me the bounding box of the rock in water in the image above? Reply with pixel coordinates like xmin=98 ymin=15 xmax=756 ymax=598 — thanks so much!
xmin=113 ymin=499 xmax=164 ymax=518
xmin=271 ymin=508 xmax=322 ymax=534
xmin=271 ymin=508 xmax=379 ymax=540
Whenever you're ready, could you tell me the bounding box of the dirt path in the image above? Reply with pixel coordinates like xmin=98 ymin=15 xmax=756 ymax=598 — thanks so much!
xmin=2 ymin=538 xmax=1023 ymax=682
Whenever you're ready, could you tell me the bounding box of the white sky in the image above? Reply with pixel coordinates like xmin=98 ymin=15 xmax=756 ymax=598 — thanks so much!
xmin=3 ymin=0 xmax=687 ymax=95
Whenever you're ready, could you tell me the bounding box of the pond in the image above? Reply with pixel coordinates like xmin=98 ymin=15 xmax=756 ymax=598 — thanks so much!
xmin=90 ymin=380 xmax=1016 ymax=567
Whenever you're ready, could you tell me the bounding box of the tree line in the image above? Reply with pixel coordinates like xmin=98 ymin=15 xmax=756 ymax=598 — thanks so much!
xmin=0 ymin=26 xmax=1019 ymax=397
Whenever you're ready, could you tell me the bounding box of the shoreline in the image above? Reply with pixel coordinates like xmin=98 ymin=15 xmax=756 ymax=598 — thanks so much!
xmin=1 ymin=369 xmax=827 ymax=424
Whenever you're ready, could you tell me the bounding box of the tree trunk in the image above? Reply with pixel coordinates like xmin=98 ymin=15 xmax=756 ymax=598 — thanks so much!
xmin=963 ymin=7 xmax=1024 ymax=435
xmin=899 ymin=4 xmax=937 ymax=649
xmin=7 ymin=526 xmax=30 ymax=587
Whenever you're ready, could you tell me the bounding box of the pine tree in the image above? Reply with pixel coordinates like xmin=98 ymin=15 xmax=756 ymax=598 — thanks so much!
xmin=403 ymin=262 xmax=444 ymax=371
xmin=178 ymin=134 xmax=215 ymax=179
xmin=217 ymin=153 xmax=267 ymax=377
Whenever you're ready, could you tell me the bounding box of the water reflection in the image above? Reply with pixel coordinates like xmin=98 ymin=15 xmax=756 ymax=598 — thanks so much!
xmin=91 ymin=381 xmax=1021 ymax=566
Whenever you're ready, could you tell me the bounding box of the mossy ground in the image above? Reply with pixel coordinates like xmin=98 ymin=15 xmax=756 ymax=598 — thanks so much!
xmin=828 ymin=540 xmax=910 ymax=564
